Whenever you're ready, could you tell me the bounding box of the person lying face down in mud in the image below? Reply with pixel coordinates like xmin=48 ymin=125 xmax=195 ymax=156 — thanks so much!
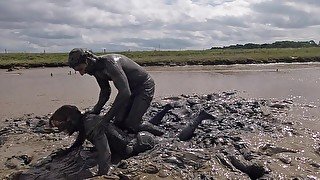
xmin=49 ymin=105 xmax=158 ymax=176
xmin=68 ymin=48 xmax=161 ymax=135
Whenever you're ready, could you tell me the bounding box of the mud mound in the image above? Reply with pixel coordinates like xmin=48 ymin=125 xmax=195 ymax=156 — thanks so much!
xmin=3 ymin=92 xmax=316 ymax=179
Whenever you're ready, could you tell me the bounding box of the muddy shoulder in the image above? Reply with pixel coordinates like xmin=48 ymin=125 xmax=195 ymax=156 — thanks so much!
xmin=1 ymin=92 xmax=320 ymax=179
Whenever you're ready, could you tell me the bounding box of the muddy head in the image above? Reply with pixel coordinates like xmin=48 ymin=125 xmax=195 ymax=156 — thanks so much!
xmin=68 ymin=48 xmax=87 ymax=68
xmin=49 ymin=105 xmax=82 ymax=133
xmin=68 ymin=48 xmax=98 ymax=75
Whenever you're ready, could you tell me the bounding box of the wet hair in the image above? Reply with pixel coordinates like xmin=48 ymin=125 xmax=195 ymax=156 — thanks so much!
xmin=49 ymin=105 xmax=81 ymax=132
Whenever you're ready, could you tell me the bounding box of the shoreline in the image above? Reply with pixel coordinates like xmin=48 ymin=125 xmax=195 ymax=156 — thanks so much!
xmin=1 ymin=47 xmax=320 ymax=69
xmin=4 ymin=61 xmax=320 ymax=74
xmin=2 ymin=56 xmax=320 ymax=70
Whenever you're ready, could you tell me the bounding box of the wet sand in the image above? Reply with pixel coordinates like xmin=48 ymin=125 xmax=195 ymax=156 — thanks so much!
xmin=0 ymin=63 xmax=320 ymax=179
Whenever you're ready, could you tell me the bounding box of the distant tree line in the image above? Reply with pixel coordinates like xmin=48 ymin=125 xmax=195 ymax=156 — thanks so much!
xmin=211 ymin=40 xmax=319 ymax=49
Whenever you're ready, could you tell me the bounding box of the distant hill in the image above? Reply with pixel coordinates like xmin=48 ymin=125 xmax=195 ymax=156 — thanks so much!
xmin=211 ymin=40 xmax=319 ymax=49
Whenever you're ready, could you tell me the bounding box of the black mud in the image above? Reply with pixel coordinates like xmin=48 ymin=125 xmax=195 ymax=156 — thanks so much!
xmin=2 ymin=92 xmax=320 ymax=179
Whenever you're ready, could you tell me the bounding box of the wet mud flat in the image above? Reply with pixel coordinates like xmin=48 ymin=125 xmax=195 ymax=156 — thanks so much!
xmin=1 ymin=92 xmax=320 ymax=179
xmin=4 ymin=62 xmax=320 ymax=120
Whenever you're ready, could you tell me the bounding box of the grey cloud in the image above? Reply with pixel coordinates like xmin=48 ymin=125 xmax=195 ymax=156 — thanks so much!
xmin=289 ymin=0 xmax=320 ymax=6
xmin=25 ymin=37 xmax=80 ymax=48
xmin=22 ymin=30 xmax=78 ymax=40
xmin=85 ymin=1 xmax=129 ymax=14
xmin=163 ymin=14 xmax=249 ymax=34
xmin=0 ymin=0 xmax=319 ymax=52
xmin=122 ymin=38 xmax=195 ymax=50
xmin=0 ymin=21 xmax=30 ymax=30
xmin=46 ymin=0 xmax=73 ymax=7
xmin=191 ymin=0 xmax=235 ymax=6
xmin=0 ymin=1 xmax=100 ymax=29
xmin=207 ymin=17 xmax=249 ymax=28
xmin=0 ymin=1 xmax=77 ymax=25
xmin=251 ymin=1 xmax=320 ymax=28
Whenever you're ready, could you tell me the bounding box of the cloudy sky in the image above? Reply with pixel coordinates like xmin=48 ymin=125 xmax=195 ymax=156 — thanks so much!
xmin=0 ymin=0 xmax=319 ymax=52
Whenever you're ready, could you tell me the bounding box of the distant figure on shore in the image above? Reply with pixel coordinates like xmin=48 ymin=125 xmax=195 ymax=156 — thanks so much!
xmin=67 ymin=48 xmax=162 ymax=135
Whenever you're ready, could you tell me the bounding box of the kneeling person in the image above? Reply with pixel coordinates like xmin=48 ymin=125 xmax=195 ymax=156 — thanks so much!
xmin=49 ymin=105 xmax=156 ymax=175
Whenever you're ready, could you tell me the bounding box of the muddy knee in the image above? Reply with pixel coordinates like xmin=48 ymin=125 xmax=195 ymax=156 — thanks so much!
xmin=127 ymin=131 xmax=156 ymax=156
xmin=137 ymin=122 xmax=164 ymax=136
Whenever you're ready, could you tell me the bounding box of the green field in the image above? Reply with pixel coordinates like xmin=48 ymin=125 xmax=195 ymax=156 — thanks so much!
xmin=1 ymin=47 xmax=320 ymax=68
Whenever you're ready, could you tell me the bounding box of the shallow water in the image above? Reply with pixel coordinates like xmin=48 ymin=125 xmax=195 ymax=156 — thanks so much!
xmin=1 ymin=63 xmax=320 ymax=130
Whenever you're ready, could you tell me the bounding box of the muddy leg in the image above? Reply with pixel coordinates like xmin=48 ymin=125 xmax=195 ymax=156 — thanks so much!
xmin=123 ymin=91 xmax=164 ymax=136
xmin=149 ymin=103 xmax=174 ymax=125
xmin=228 ymin=155 xmax=267 ymax=179
xmin=122 ymin=92 xmax=151 ymax=132
xmin=126 ymin=132 xmax=156 ymax=156
xmin=104 ymin=123 xmax=131 ymax=158
xmin=137 ymin=122 xmax=164 ymax=136
xmin=178 ymin=110 xmax=216 ymax=141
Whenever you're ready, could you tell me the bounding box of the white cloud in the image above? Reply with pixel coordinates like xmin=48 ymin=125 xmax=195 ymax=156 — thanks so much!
xmin=0 ymin=0 xmax=319 ymax=52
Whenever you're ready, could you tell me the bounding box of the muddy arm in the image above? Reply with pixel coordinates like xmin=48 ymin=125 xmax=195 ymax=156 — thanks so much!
xmin=103 ymin=62 xmax=131 ymax=122
xmin=53 ymin=131 xmax=85 ymax=158
xmin=69 ymin=131 xmax=86 ymax=150
xmin=91 ymin=76 xmax=111 ymax=114
xmin=91 ymin=132 xmax=111 ymax=175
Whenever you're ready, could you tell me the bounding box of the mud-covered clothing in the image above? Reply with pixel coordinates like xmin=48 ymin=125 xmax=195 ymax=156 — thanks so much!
xmin=113 ymin=76 xmax=155 ymax=131
xmin=68 ymin=114 xmax=130 ymax=175
xmin=83 ymin=114 xmax=130 ymax=156
xmin=86 ymin=54 xmax=155 ymax=132
xmin=67 ymin=113 xmax=156 ymax=175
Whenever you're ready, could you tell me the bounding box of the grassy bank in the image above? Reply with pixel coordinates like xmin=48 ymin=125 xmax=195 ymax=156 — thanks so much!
xmin=1 ymin=47 xmax=320 ymax=68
